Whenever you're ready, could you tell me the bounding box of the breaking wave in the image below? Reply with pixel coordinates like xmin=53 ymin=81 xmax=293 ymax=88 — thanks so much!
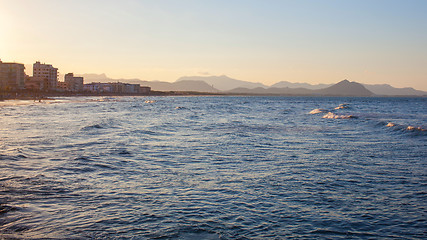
xmin=384 ymin=122 xmax=427 ymax=134
xmin=309 ymin=108 xmax=328 ymax=114
xmin=334 ymin=103 xmax=350 ymax=109
xmin=322 ymin=112 xmax=357 ymax=119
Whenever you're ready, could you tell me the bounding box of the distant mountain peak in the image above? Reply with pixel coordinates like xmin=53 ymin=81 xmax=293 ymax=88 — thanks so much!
xmin=271 ymin=81 xmax=332 ymax=90
xmin=77 ymin=73 xmax=108 ymax=79
xmin=363 ymin=83 xmax=427 ymax=96
xmin=176 ymin=75 xmax=268 ymax=91
xmin=77 ymin=73 xmax=426 ymax=96
xmin=318 ymin=79 xmax=373 ymax=96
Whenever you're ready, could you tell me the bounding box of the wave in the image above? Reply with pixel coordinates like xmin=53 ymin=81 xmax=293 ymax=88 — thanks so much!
xmin=81 ymin=124 xmax=104 ymax=130
xmin=0 ymin=99 xmax=59 ymax=107
xmin=334 ymin=103 xmax=350 ymax=110
xmin=406 ymin=126 xmax=426 ymax=132
xmin=309 ymin=109 xmax=328 ymax=114
xmin=0 ymin=205 xmax=19 ymax=215
xmin=309 ymin=103 xmax=350 ymax=115
xmin=91 ymin=97 xmax=119 ymax=102
xmin=113 ymin=148 xmax=132 ymax=156
xmin=381 ymin=122 xmax=427 ymax=137
xmin=386 ymin=122 xmax=396 ymax=127
xmin=322 ymin=112 xmax=357 ymax=119
xmin=80 ymin=119 xmax=116 ymax=131
xmin=0 ymin=148 xmax=30 ymax=161
xmin=311 ymin=103 xmax=425 ymax=138
xmin=309 ymin=229 xmax=377 ymax=238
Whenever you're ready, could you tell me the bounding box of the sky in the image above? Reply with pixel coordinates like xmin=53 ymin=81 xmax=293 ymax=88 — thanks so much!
xmin=1 ymin=0 xmax=426 ymax=90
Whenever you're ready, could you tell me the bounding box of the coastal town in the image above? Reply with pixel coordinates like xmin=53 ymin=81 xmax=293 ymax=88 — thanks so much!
xmin=0 ymin=59 xmax=151 ymax=99
xmin=2 ymin=60 xmax=426 ymax=99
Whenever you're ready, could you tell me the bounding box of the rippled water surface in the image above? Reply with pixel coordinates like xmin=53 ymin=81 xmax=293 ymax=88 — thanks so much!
xmin=1 ymin=96 xmax=426 ymax=239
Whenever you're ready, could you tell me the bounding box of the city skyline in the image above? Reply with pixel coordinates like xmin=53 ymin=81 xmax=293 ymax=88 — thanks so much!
xmin=1 ymin=0 xmax=427 ymax=91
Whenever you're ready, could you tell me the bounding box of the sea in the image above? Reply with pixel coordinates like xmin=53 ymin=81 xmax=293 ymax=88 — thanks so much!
xmin=0 ymin=96 xmax=426 ymax=239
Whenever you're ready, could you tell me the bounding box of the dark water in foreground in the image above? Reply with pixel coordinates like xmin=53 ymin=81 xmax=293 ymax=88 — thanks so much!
xmin=0 ymin=96 xmax=426 ymax=239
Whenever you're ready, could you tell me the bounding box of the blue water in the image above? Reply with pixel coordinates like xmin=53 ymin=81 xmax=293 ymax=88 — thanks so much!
xmin=0 ymin=96 xmax=426 ymax=239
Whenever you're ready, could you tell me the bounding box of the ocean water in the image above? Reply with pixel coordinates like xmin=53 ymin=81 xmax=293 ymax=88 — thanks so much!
xmin=0 ymin=96 xmax=426 ymax=239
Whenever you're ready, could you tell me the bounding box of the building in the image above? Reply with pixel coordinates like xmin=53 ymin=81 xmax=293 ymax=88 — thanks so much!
xmin=25 ymin=76 xmax=47 ymax=90
xmin=56 ymin=81 xmax=69 ymax=91
xmin=0 ymin=60 xmax=26 ymax=90
xmin=83 ymin=82 xmax=150 ymax=94
xmin=110 ymin=82 xmax=141 ymax=94
xmin=140 ymin=86 xmax=151 ymax=94
xmin=33 ymin=61 xmax=58 ymax=90
xmin=83 ymin=82 xmax=112 ymax=93
xmin=64 ymin=73 xmax=84 ymax=92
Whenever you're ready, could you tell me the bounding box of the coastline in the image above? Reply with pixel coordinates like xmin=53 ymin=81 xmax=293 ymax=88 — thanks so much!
xmin=1 ymin=90 xmax=426 ymax=102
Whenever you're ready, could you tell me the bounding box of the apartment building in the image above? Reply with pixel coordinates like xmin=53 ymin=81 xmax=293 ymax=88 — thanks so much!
xmin=0 ymin=60 xmax=26 ymax=90
xmin=33 ymin=61 xmax=58 ymax=90
xmin=84 ymin=82 xmax=150 ymax=94
xmin=64 ymin=73 xmax=84 ymax=92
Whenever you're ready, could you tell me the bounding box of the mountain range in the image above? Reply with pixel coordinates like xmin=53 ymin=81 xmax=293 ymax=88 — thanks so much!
xmin=227 ymin=80 xmax=373 ymax=96
xmin=77 ymin=74 xmax=427 ymax=96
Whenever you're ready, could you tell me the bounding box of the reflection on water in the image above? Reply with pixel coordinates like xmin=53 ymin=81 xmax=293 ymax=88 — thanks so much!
xmin=0 ymin=96 xmax=426 ymax=239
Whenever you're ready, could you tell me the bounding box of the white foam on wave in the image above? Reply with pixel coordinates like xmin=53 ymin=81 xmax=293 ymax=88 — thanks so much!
xmin=309 ymin=109 xmax=328 ymax=114
xmin=385 ymin=122 xmax=426 ymax=132
xmin=335 ymin=103 xmax=350 ymax=110
xmin=407 ymin=126 xmax=426 ymax=132
xmin=322 ymin=112 xmax=357 ymax=119
xmin=0 ymin=100 xmax=35 ymax=107
xmin=0 ymin=99 xmax=59 ymax=107
xmin=93 ymin=97 xmax=118 ymax=102
xmin=386 ymin=122 xmax=396 ymax=127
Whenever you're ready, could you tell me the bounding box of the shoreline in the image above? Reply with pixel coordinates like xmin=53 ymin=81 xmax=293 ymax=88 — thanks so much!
xmin=1 ymin=90 xmax=426 ymax=102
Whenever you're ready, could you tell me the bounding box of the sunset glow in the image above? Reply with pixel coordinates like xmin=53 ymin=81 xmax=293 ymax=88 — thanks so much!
xmin=1 ymin=0 xmax=426 ymax=90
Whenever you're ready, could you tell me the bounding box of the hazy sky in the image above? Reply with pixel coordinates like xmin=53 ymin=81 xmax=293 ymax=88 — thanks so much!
xmin=1 ymin=0 xmax=426 ymax=90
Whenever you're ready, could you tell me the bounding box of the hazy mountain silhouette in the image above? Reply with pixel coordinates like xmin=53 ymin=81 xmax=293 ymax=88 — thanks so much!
xmin=227 ymin=87 xmax=314 ymax=95
xmin=78 ymin=73 xmax=426 ymax=96
xmin=228 ymin=80 xmax=374 ymax=96
xmin=77 ymin=73 xmax=109 ymax=81
xmin=271 ymin=81 xmax=332 ymax=90
xmin=176 ymin=75 xmax=267 ymax=91
xmin=265 ymin=80 xmax=426 ymax=95
xmin=363 ymin=84 xmax=426 ymax=96
xmin=167 ymin=80 xmax=218 ymax=92
xmin=316 ymin=80 xmax=373 ymax=96
xmin=78 ymin=74 xmax=218 ymax=92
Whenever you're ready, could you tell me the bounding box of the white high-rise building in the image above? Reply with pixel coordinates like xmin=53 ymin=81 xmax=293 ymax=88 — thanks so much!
xmin=33 ymin=61 xmax=58 ymax=90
